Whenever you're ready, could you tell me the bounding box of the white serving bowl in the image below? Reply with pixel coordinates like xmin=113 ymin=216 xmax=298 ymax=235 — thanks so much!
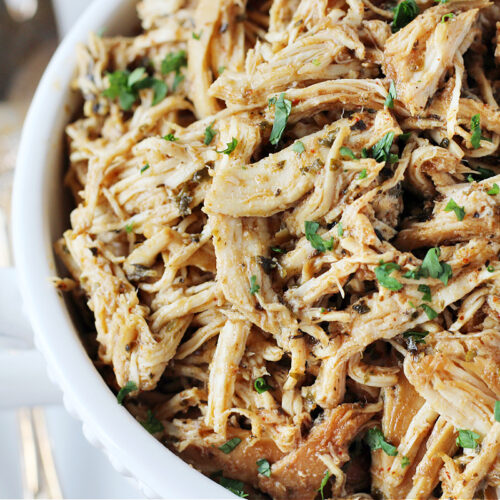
xmin=6 ymin=0 xmax=233 ymax=497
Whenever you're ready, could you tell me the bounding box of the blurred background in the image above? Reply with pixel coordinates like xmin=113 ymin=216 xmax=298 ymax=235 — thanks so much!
xmin=0 ymin=0 xmax=142 ymax=497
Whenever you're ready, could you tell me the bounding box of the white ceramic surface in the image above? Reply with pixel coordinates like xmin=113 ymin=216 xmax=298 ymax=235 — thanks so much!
xmin=1 ymin=0 xmax=234 ymax=497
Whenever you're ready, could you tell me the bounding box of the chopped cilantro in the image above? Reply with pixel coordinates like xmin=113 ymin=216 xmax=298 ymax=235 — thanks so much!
xmin=401 ymin=456 xmax=410 ymax=468
xmin=487 ymin=264 xmax=495 ymax=273
xmin=441 ymin=13 xmax=454 ymax=23
xmin=392 ymin=0 xmax=419 ymax=33
xmin=204 ymin=121 xmax=216 ymax=145
xmin=140 ymin=164 xmax=150 ymax=174
xmin=269 ymin=93 xmax=292 ymax=145
xmin=219 ymin=437 xmax=242 ymax=454
xmin=495 ymin=401 xmax=500 ymax=422
xmin=192 ymin=30 xmax=202 ymax=40
xmin=487 ymin=183 xmax=499 ymax=195
xmin=254 ymin=377 xmax=273 ymax=394
xmin=403 ymin=330 xmax=429 ymax=344
xmin=456 ymin=429 xmax=480 ymax=449
xmin=305 ymin=221 xmax=334 ymax=252
xmin=385 ymin=81 xmax=397 ymax=109
xmin=292 ymin=141 xmax=305 ymax=154
xmin=337 ymin=222 xmax=344 ymax=237
xmin=371 ymin=131 xmax=396 ymax=163
xmin=420 ymin=303 xmax=438 ymax=320
xmin=256 ymin=458 xmax=271 ymax=477
xmin=365 ymin=427 xmax=398 ymax=456
xmin=418 ymin=284 xmax=432 ymax=302
xmin=217 ymin=475 xmax=248 ymax=498
xmin=340 ymin=146 xmax=358 ymax=160
xmin=116 ymin=381 xmax=137 ymax=404
xmin=375 ymin=262 xmax=403 ymax=291
xmin=161 ymin=50 xmax=187 ymax=75
xmin=444 ymin=198 xmax=465 ymax=221
xmin=359 ymin=169 xmax=367 ymax=179
xmin=163 ymin=133 xmax=178 ymax=141
xmin=125 ymin=222 xmax=134 ymax=234
xmin=141 ymin=409 xmax=164 ymax=434
xmin=217 ymin=137 xmax=238 ymax=155
xmin=249 ymin=275 xmax=260 ymax=295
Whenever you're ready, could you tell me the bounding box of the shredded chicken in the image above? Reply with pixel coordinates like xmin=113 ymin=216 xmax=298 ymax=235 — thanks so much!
xmin=56 ymin=0 xmax=500 ymax=498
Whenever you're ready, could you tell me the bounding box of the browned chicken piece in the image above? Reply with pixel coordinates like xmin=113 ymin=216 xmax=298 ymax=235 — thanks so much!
xmin=384 ymin=1 xmax=487 ymax=115
xmin=258 ymin=403 xmax=378 ymax=500
xmin=395 ymin=176 xmax=500 ymax=250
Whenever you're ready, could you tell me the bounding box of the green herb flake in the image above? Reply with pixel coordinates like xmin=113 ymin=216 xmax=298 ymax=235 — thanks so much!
xmin=418 ymin=284 xmax=432 ymax=302
xmin=375 ymin=262 xmax=403 ymax=291
xmin=444 ymin=198 xmax=465 ymax=221
xmin=218 ymin=65 xmax=226 ymax=74
xmin=192 ymin=30 xmax=202 ymax=40
xmin=140 ymin=164 xmax=150 ymax=174
xmin=256 ymin=458 xmax=271 ymax=477
xmin=254 ymin=377 xmax=273 ymax=394
xmin=340 ymin=146 xmax=358 ymax=160
xmin=204 ymin=121 xmax=216 ymax=145
xmin=312 ymin=58 xmax=321 ymax=66
xmin=371 ymin=131 xmax=396 ymax=163
xmin=456 ymin=429 xmax=480 ymax=449
xmin=141 ymin=409 xmax=164 ymax=434
xmin=305 ymin=221 xmax=334 ymax=253
xmin=219 ymin=437 xmax=242 ymax=454
xmin=116 ymin=381 xmax=137 ymax=404
xmin=217 ymin=137 xmax=238 ymax=155
xmin=125 ymin=222 xmax=134 ymax=234
xmin=418 ymin=247 xmax=453 ymax=285
xmin=163 ymin=133 xmax=178 ymax=141
xmin=292 ymin=141 xmax=305 ymax=154
xmin=161 ymin=50 xmax=187 ymax=75
xmin=401 ymin=456 xmax=410 ymax=468
xmin=495 ymin=401 xmax=500 ymax=422
xmin=359 ymin=168 xmax=367 ymax=179
xmin=441 ymin=13 xmax=454 ymax=23
xmin=337 ymin=222 xmax=344 ymax=237
xmin=271 ymin=246 xmax=285 ymax=254
xmin=385 ymin=80 xmax=397 ymax=109
xmin=403 ymin=330 xmax=429 ymax=344
xmin=420 ymin=303 xmax=438 ymax=320
xmin=249 ymin=275 xmax=260 ymax=295
xmin=470 ymin=114 xmax=482 ymax=149
xmin=487 ymin=183 xmax=499 ymax=195
xmin=318 ymin=470 xmax=331 ymax=500
xmin=487 ymin=264 xmax=495 ymax=273
xmin=218 ymin=476 xmax=248 ymax=498
xmin=365 ymin=427 xmax=398 ymax=456
xmin=392 ymin=0 xmax=419 ymax=33
xmin=269 ymin=93 xmax=292 ymax=145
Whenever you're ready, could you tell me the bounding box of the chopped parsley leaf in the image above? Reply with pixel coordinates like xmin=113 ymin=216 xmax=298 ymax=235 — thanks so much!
xmin=470 ymin=114 xmax=482 ymax=149
xmin=365 ymin=427 xmax=398 ymax=456
xmin=392 ymin=0 xmax=419 ymax=33
xmin=444 ymin=198 xmax=465 ymax=221
xmin=403 ymin=330 xmax=429 ymax=344
xmin=487 ymin=264 xmax=495 ymax=273
xmin=125 ymin=222 xmax=134 ymax=234
xmin=418 ymin=284 xmax=432 ymax=302
xmin=204 ymin=121 xmax=216 ymax=145
xmin=217 ymin=475 xmax=248 ymax=498
xmin=218 ymin=65 xmax=226 ymax=74
xmin=487 ymin=183 xmax=499 ymax=195
xmin=420 ymin=303 xmax=438 ymax=320
xmin=256 ymin=458 xmax=271 ymax=477
xmin=385 ymin=80 xmax=397 ymax=109
xmin=161 ymin=50 xmax=187 ymax=74
xmin=216 ymin=137 xmax=238 ymax=155
xmin=292 ymin=141 xmax=305 ymax=154
xmin=116 ymin=381 xmax=137 ymax=404
xmin=141 ymin=409 xmax=164 ymax=434
xmin=269 ymin=93 xmax=292 ymax=145
xmin=249 ymin=275 xmax=260 ymax=295
xmin=419 ymin=247 xmax=453 ymax=285
xmin=163 ymin=133 xmax=178 ymax=141
xmin=375 ymin=262 xmax=403 ymax=291
xmin=456 ymin=429 xmax=480 ymax=449
xmin=401 ymin=456 xmax=410 ymax=468
xmin=495 ymin=401 xmax=500 ymax=422
xmin=219 ymin=437 xmax=242 ymax=454
xmin=340 ymin=146 xmax=358 ymax=160
xmin=140 ymin=164 xmax=150 ymax=174
xmin=271 ymin=246 xmax=285 ymax=254
xmin=359 ymin=168 xmax=367 ymax=179
xmin=254 ymin=377 xmax=273 ymax=394
xmin=441 ymin=13 xmax=454 ymax=23
xmin=192 ymin=30 xmax=202 ymax=40
xmin=305 ymin=221 xmax=334 ymax=253
xmin=337 ymin=222 xmax=344 ymax=237
xmin=318 ymin=470 xmax=331 ymax=500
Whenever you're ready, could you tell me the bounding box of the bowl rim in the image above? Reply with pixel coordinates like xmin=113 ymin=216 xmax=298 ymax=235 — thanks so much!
xmin=12 ymin=0 xmax=233 ymax=498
